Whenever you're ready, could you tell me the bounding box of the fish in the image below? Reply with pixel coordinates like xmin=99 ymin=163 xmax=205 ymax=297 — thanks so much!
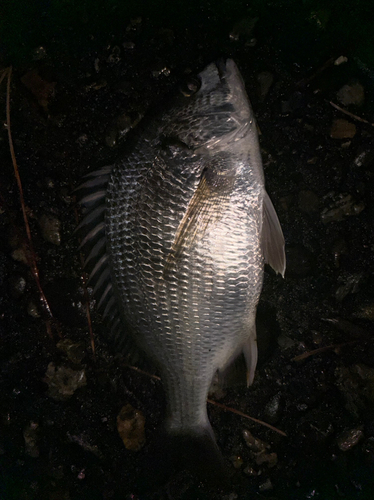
xmin=77 ymin=59 xmax=285 ymax=487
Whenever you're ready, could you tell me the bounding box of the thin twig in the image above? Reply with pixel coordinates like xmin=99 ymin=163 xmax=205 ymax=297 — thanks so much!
xmin=292 ymin=340 xmax=359 ymax=362
xmin=5 ymin=67 xmax=53 ymax=331
xmin=207 ymin=399 xmax=287 ymax=436
xmin=329 ymin=101 xmax=374 ymax=127
xmin=296 ymin=57 xmax=335 ymax=87
xmin=125 ymin=364 xmax=286 ymax=437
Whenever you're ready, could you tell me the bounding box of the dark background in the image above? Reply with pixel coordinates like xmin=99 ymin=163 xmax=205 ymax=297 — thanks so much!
xmin=0 ymin=1 xmax=374 ymax=499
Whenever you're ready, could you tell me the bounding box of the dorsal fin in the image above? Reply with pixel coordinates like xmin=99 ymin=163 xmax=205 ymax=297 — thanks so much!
xmin=76 ymin=166 xmax=146 ymax=366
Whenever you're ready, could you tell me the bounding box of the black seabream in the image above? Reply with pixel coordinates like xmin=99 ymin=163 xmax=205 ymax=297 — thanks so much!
xmin=77 ymin=59 xmax=285 ymax=485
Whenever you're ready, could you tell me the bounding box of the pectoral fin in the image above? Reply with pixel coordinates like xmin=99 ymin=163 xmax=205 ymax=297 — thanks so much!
xmin=262 ymin=191 xmax=286 ymax=277
xmin=165 ymin=163 xmax=233 ymax=272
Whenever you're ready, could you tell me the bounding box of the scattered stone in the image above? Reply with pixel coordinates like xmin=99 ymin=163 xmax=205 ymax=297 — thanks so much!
xmin=126 ymin=17 xmax=142 ymax=32
xmin=281 ymin=91 xmax=305 ymax=113
xmin=32 ymin=46 xmax=47 ymax=60
xmin=285 ymin=245 xmax=313 ymax=277
xmin=330 ymin=119 xmax=356 ymax=139
xmin=331 ymin=237 xmax=347 ymax=267
xmin=256 ymin=452 xmax=278 ymax=467
xmin=123 ymin=41 xmax=135 ymax=50
xmin=337 ymin=82 xmax=364 ymax=107
xmin=263 ymin=392 xmax=282 ymax=423
xmin=151 ymin=66 xmax=171 ymax=78
xmin=335 ymin=272 xmax=363 ymax=302
xmin=243 ymin=430 xmax=277 ymax=468
xmin=117 ymin=404 xmax=146 ymax=451
xmin=277 ymin=334 xmax=296 ymax=349
xmin=107 ymin=45 xmax=121 ymax=65
xmin=353 ymin=147 xmax=374 ymax=168
xmin=39 ymin=213 xmax=61 ymax=246
xmin=11 ymin=248 xmax=28 ymax=265
xmin=158 ymin=28 xmax=175 ymax=46
xmin=355 ymin=299 xmax=374 ymax=320
xmin=298 ymin=190 xmax=320 ymax=214
xmin=336 ymin=428 xmax=364 ymax=451
xmin=44 ymin=363 xmax=87 ymax=400
xmin=229 ymin=16 xmax=258 ymax=41
xmin=243 ymin=465 xmax=259 ymax=476
xmin=27 ymin=301 xmax=41 ymax=318
xmin=76 ymin=134 xmax=88 ymax=145
xmin=67 ymin=432 xmax=102 ymax=457
xmin=20 ymin=69 xmax=56 ymax=111
xmin=56 ymin=339 xmax=86 ymax=364
xmin=105 ymin=113 xmax=136 ymax=147
xmin=257 ymin=71 xmax=274 ymax=100
xmin=321 ymin=193 xmax=364 ymax=223
xmin=335 ymin=364 xmax=374 ymax=418
xmin=23 ymin=421 xmax=40 ymax=457
xmin=259 ymin=478 xmax=273 ymax=491
xmin=230 ymin=455 xmax=244 ymax=469
xmin=222 ymin=494 xmax=238 ymax=500
xmin=8 ymin=275 xmax=26 ymax=298
xmin=334 ymin=55 xmax=348 ymax=66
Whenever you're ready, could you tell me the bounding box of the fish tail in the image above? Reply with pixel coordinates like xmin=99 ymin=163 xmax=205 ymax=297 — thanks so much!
xmin=136 ymin=423 xmax=229 ymax=492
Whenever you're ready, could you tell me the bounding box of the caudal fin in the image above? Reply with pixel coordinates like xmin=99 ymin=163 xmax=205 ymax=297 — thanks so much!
xmin=136 ymin=424 xmax=230 ymax=492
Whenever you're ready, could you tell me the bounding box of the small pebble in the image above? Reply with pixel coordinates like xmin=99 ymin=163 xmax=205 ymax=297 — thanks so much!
xmin=243 ymin=429 xmax=267 ymax=453
xmin=8 ymin=275 xmax=26 ymax=298
xmin=27 ymin=301 xmax=41 ymax=318
xmin=39 ymin=213 xmax=61 ymax=245
xmin=321 ymin=194 xmax=364 ymax=223
xmin=230 ymin=455 xmax=244 ymax=469
xmin=56 ymin=339 xmax=86 ymax=364
xmin=259 ymin=478 xmax=273 ymax=491
xmin=107 ymin=46 xmax=121 ymax=65
xmin=264 ymin=393 xmax=282 ymax=423
xmin=337 ymin=82 xmax=364 ymax=107
xmin=257 ymin=71 xmax=274 ymax=100
xmin=334 ymin=55 xmax=348 ymax=66
xmin=336 ymin=428 xmax=364 ymax=451
xmin=117 ymin=404 xmax=146 ymax=451
xmin=23 ymin=421 xmax=40 ymax=457
xmin=330 ymin=119 xmax=356 ymax=139
xmin=11 ymin=248 xmax=28 ymax=265
xmin=44 ymin=363 xmax=87 ymax=400
xmin=243 ymin=465 xmax=259 ymax=476
xmin=298 ymin=190 xmax=320 ymax=214
xmin=123 ymin=41 xmax=135 ymax=49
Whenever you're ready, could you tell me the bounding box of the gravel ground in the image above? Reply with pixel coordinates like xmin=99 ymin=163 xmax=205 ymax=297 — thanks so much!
xmin=1 ymin=3 xmax=374 ymax=499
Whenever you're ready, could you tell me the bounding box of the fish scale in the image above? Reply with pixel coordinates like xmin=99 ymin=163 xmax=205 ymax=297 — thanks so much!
xmin=77 ymin=59 xmax=286 ymax=486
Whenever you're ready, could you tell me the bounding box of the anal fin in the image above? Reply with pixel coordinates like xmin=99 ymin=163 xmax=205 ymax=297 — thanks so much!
xmin=243 ymin=333 xmax=258 ymax=387
xmin=262 ymin=191 xmax=286 ymax=277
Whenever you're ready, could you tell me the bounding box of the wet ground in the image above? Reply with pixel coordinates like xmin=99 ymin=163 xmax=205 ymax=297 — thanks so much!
xmin=1 ymin=2 xmax=374 ymax=499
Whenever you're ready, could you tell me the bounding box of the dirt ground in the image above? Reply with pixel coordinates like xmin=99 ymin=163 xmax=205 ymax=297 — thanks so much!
xmin=1 ymin=2 xmax=374 ymax=499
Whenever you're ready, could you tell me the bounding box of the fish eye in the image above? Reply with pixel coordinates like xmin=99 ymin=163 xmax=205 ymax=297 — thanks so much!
xmin=179 ymin=77 xmax=201 ymax=97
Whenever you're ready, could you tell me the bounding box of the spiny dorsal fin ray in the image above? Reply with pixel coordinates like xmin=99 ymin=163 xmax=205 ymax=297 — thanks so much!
xmin=76 ymin=165 xmax=148 ymax=367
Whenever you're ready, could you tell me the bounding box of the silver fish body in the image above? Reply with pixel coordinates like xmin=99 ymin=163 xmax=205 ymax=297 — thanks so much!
xmin=78 ymin=59 xmax=285 ymax=481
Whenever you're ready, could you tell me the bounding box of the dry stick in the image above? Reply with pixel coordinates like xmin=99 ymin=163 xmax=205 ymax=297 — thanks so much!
xmin=329 ymin=101 xmax=374 ymax=127
xmin=292 ymin=340 xmax=360 ymax=362
xmin=5 ymin=67 xmax=53 ymax=332
xmin=296 ymin=57 xmax=335 ymax=87
xmin=126 ymin=365 xmax=287 ymax=437
xmin=208 ymin=400 xmax=287 ymax=437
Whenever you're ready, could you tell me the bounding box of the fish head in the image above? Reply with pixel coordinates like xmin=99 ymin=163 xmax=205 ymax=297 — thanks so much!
xmin=161 ymin=59 xmax=256 ymax=152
